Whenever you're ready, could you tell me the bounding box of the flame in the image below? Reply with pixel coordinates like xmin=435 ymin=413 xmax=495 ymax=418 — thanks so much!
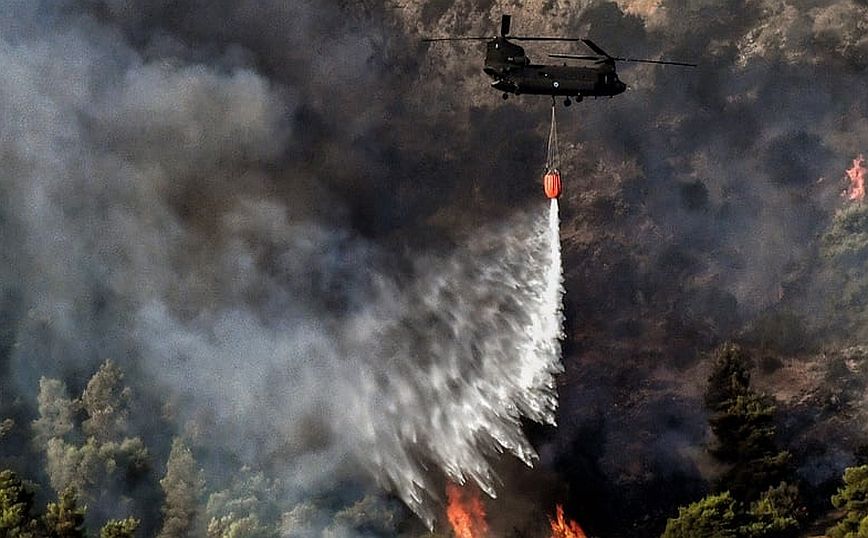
xmin=549 ymin=505 xmax=587 ymax=538
xmin=846 ymin=154 xmax=866 ymax=202
xmin=445 ymin=484 xmax=489 ymax=538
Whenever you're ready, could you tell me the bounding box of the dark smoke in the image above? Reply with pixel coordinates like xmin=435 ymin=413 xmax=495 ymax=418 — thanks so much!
xmin=1 ymin=0 xmax=564 ymax=531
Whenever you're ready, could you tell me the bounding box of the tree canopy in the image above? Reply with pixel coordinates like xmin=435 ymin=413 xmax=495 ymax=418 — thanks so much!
xmin=829 ymin=465 xmax=868 ymax=538
xmin=705 ymin=344 xmax=793 ymax=501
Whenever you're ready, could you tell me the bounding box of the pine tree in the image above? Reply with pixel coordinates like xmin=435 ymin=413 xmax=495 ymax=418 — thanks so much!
xmin=32 ymin=378 xmax=76 ymax=447
xmin=205 ymin=467 xmax=281 ymax=538
xmin=664 ymin=344 xmax=803 ymax=538
xmin=100 ymin=517 xmax=140 ymax=538
xmin=662 ymin=485 xmax=801 ymax=538
xmin=0 ymin=469 xmax=39 ymax=537
xmin=829 ymin=465 xmax=868 ymax=538
xmin=744 ymin=482 xmax=800 ymax=538
xmin=705 ymin=343 xmax=752 ymax=412
xmin=81 ymin=360 xmax=131 ymax=442
xmin=819 ymin=204 xmax=868 ymax=341
xmin=158 ymin=438 xmax=204 ymax=538
xmin=208 ymin=513 xmax=273 ymax=538
xmin=43 ymin=487 xmax=86 ymax=538
xmin=705 ymin=344 xmax=793 ymax=501
xmin=38 ymin=363 xmax=149 ymax=524
xmin=662 ymin=491 xmax=740 ymax=538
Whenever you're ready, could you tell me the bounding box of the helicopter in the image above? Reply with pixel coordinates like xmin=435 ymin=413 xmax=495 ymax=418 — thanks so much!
xmin=422 ymin=15 xmax=696 ymax=106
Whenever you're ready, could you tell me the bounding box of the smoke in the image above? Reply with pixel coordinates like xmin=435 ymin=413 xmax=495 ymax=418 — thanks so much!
xmin=0 ymin=0 xmax=573 ymax=528
xmin=1 ymin=0 xmax=867 ymax=534
xmin=134 ymin=201 xmax=564 ymax=525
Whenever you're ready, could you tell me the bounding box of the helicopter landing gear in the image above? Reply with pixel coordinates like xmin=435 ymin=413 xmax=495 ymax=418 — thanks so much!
xmin=575 ymin=95 xmax=583 ymax=103
xmin=564 ymin=97 xmax=572 ymax=107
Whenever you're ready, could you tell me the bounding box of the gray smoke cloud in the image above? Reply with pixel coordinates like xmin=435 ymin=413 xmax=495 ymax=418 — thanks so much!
xmin=0 ymin=0 xmax=568 ymax=528
xmin=134 ymin=203 xmax=564 ymax=525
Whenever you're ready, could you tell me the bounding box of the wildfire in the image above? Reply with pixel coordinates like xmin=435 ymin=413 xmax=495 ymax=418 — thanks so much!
xmin=846 ymin=154 xmax=866 ymax=202
xmin=446 ymin=484 xmax=489 ymax=538
xmin=549 ymin=505 xmax=587 ymax=538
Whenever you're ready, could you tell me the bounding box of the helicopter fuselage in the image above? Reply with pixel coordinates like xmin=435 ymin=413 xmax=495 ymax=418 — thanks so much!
xmin=483 ymin=37 xmax=626 ymax=98
xmin=486 ymin=63 xmax=626 ymax=97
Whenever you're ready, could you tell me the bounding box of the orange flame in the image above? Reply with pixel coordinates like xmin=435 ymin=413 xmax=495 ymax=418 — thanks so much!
xmin=846 ymin=154 xmax=866 ymax=202
xmin=549 ymin=505 xmax=587 ymax=538
xmin=446 ymin=484 xmax=489 ymax=538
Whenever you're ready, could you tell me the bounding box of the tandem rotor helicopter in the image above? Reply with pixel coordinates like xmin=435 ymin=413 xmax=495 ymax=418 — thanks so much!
xmin=422 ymin=14 xmax=696 ymax=106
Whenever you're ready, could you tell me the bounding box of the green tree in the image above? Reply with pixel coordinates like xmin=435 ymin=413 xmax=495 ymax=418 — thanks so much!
xmin=829 ymin=465 xmax=868 ymax=538
xmin=743 ymin=482 xmax=800 ymax=538
xmin=157 ymin=438 xmax=204 ymax=538
xmin=208 ymin=513 xmax=273 ymax=538
xmin=705 ymin=344 xmax=793 ymax=501
xmin=663 ymin=485 xmax=801 ymax=538
xmin=816 ymin=204 xmax=868 ymax=341
xmin=37 ymin=363 xmax=149 ymax=527
xmin=43 ymin=487 xmax=86 ymax=538
xmin=45 ymin=436 xmax=149 ymax=502
xmin=81 ymin=360 xmax=131 ymax=442
xmin=280 ymin=502 xmax=318 ymax=537
xmin=0 ymin=470 xmax=39 ymax=537
xmin=705 ymin=343 xmax=752 ymax=412
xmin=99 ymin=517 xmax=140 ymax=538
xmin=822 ymin=204 xmax=868 ymax=263
xmin=32 ymin=378 xmax=76 ymax=447
xmin=205 ymin=467 xmax=279 ymax=538
xmin=709 ymin=394 xmax=793 ymax=500
xmin=665 ymin=345 xmax=803 ymax=538
xmin=662 ymin=491 xmax=741 ymax=538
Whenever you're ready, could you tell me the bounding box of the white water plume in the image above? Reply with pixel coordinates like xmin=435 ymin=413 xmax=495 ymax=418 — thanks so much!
xmin=339 ymin=201 xmax=567 ymax=525
xmin=137 ymin=202 xmax=566 ymax=526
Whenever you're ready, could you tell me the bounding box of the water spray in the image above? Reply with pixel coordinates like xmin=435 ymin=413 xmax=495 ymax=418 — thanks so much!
xmin=443 ymin=106 xmax=567 ymax=536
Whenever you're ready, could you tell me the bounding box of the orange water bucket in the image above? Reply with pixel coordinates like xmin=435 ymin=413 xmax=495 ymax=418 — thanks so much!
xmin=544 ymin=169 xmax=562 ymax=199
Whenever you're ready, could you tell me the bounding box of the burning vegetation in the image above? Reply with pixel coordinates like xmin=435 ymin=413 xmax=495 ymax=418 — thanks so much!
xmin=444 ymin=483 xmax=588 ymax=538
xmin=445 ymin=485 xmax=489 ymax=538
xmin=846 ymin=155 xmax=866 ymax=202
xmin=549 ymin=505 xmax=588 ymax=538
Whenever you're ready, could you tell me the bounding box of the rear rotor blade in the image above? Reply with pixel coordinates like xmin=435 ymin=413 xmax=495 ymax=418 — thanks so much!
xmin=549 ymin=53 xmax=605 ymax=61
xmin=613 ymin=57 xmax=697 ymax=67
xmin=421 ymin=37 xmax=492 ymax=42
xmin=510 ymin=36 xmax=584 ymax=42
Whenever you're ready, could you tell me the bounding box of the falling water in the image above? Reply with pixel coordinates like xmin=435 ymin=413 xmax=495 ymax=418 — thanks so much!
xmin=137 ymin=201 xmax=568 ymax=528
xmin=548 ymin=199 xmax=565 ymax=339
